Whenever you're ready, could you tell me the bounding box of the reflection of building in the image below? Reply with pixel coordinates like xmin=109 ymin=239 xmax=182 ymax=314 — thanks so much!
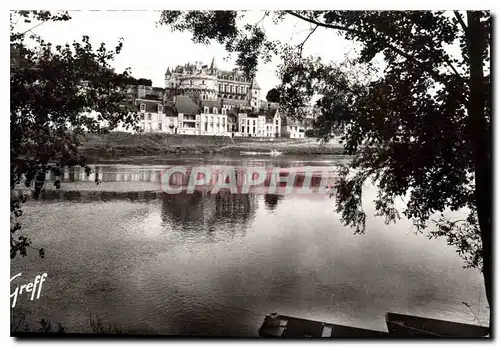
xmin=264 ymin=194 xmax=283 ymax=211
xmin=49 ymin=166 xmax=162 ymax=184
xmin=160 ymin=191 xmax=258 ymax=236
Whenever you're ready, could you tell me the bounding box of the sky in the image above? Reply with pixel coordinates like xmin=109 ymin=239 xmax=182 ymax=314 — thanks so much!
xmin=12 ymin=10 xmax=359 ymax=96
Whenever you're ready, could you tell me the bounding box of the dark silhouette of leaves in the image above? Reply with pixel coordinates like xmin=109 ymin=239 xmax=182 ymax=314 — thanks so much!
xmin=10 ymin=10 xmax=139 ymax=259
xmin=158 ymin=10 xmax=492 ymax=311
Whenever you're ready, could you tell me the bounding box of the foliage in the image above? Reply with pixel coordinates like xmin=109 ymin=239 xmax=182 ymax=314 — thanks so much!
xmin=266 ymin=88 xmax=280 ymax=102
xmin=10 ymin=314 xmax=152 ymax=335
xmin=158 ymin=10 xmax=492 ymax=308
xmin=158 ymin=11 xmax=280 ymax=78
xmin=304 ymin=129 xmax=317 ymax=138
xmin=10 ymin=10 xmax=139 ymax=259
xmin=136 ymin=78 xmax=152 ymax=86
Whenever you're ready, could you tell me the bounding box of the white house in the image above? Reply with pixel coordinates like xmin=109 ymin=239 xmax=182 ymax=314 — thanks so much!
xmin=281 ymin=116 xmax=306 ymax=139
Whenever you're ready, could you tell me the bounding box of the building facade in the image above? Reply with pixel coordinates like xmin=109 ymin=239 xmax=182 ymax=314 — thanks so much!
xmin=281 ymin=116 xmax=307 ymax=139
xmin=110 ymin=61 xmax=291 ymax=138
xmin=164 ymin=58 xmax=261 ymax=109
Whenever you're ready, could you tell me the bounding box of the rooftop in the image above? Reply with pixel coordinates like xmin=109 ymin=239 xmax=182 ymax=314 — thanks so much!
xmin=173 ymin=95 xmax=199 ymax=115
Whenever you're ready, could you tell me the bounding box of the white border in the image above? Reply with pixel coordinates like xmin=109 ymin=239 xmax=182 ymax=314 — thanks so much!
xmin=2 ymin=1 xmax=498 ymax=346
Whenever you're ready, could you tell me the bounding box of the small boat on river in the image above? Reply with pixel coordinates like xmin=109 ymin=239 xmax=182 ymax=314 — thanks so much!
xmin=258 ymin=312 xmax=490 ymax=338
xmin=385 ymin=312 xmax=489 ymax=337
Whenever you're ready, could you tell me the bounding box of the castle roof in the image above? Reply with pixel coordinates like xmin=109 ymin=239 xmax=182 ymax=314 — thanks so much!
xmin=250 ymin=79 xmax=261 ymax=90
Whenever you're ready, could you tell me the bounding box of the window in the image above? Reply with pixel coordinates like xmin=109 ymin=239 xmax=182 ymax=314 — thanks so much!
xmin=254 ymin=91 xmax=257 ymax=95
xmin=219 ymin=84 xmax=223 ymax=92
xmin=158 ymin=123 xmax=163 ymax=130
xmin=140 ymin=104 xmax=145 ymax=112
xmin=147 ymin=113 xmax=152 ymax=121
xmin=205 ymin=123 xmax=208 ymax=132
xmin=222 ymin=109 xmax=227 ymax=115
xmin=158 ymin=104 xmax=163 ymax=113
xmin=204 ymin=107 xmax=209 ymax=114
xmin=213 ymin=107 xmax=218 ymax=114
xmin=190 ymin=80 xmax=193 ymax=85
xmin=202 ymin=80 xmax=205 ymax=85
xmin=275 ymin=119 xmax=279 ymax=125
xmin=140 ymin=114 xmax=144 ymax=120
xmin=229 ymin=85 xmax=233 ymax=93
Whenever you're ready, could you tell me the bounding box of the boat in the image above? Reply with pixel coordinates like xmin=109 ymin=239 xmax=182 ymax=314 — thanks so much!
xmin=269 ymin=150 xmax=282 ymax=157
xmin=258 ymin=313 xmax=388 ymax=338
xmin=258 ymin=312 xmax=490 ymax=338
xmin=385 ymin=312 xmax=490 ymax=337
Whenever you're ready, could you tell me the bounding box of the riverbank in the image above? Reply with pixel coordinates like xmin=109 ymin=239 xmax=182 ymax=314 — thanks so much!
xmin=79 ymin=132 xmax=345 ymax=159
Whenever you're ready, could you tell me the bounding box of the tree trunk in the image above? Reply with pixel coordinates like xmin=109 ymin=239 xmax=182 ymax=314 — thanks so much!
xmin=466 ymin=11 xmax=492 ymax=322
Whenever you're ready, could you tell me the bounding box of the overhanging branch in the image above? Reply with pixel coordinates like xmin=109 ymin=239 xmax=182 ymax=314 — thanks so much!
xmin=298 ymin=24 xmax=318 ymax=56
xmin=285 ymin=10 xmax=468 ymax=101
xmin=454 ymin=11 xmax=468 ymax=35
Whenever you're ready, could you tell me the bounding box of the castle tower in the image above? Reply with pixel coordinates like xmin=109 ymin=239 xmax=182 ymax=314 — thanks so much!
xmin=164 ymin=67 xmax=172 ymax=88
xmin=249 ymin=78 xmax=261 ymax=109
xmin=209 ymin=57 xmax=218 ymax=75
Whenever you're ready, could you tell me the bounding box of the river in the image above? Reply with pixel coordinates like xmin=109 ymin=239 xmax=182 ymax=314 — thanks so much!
xmin=10 ymin=154 xmax=489 ymax=336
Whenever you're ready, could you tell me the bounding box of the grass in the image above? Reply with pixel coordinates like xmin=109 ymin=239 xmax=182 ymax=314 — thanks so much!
xmin=79 ymin=132 xmax=346 ymax=159
xmin=11 ymin=314 xmax=154 ymax=336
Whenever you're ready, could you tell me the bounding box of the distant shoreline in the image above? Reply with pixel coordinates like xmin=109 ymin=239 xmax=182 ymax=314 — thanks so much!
xmin=79 ymin=132 xmax=346 ymax=159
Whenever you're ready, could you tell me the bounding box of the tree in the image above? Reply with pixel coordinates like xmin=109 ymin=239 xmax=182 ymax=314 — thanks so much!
xmin=136 ymin=78 xmax=153 ymax=86
xmin=10 ymin=11 xmax=139 ymax=258
xmin=158 ymin=10 xmax=492 ymax=314
xmin=266 ymin=88 xmax=280 ymax=102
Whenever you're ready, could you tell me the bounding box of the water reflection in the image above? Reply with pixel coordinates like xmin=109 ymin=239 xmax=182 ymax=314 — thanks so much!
xmin=39 ymin=190 xmax=161 ymax=202
xmin=45 ymin=166 xmax=163 ymax=184
xmin=264 ymin=194 xmax=283 ymax=211
xmin=13 ymin=159 xmax=490 ymax=335
xmin=39 ymin=165 xmax=337 ymax=198
xmin=161 ymin=191 xmax=258 ymax=239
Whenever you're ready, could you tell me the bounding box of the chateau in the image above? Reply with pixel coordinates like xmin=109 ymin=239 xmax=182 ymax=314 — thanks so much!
xmin=111 ymin=58 xmax=313 ymax=139
xmin=164 ymin=58 xmax=262 ymax=109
